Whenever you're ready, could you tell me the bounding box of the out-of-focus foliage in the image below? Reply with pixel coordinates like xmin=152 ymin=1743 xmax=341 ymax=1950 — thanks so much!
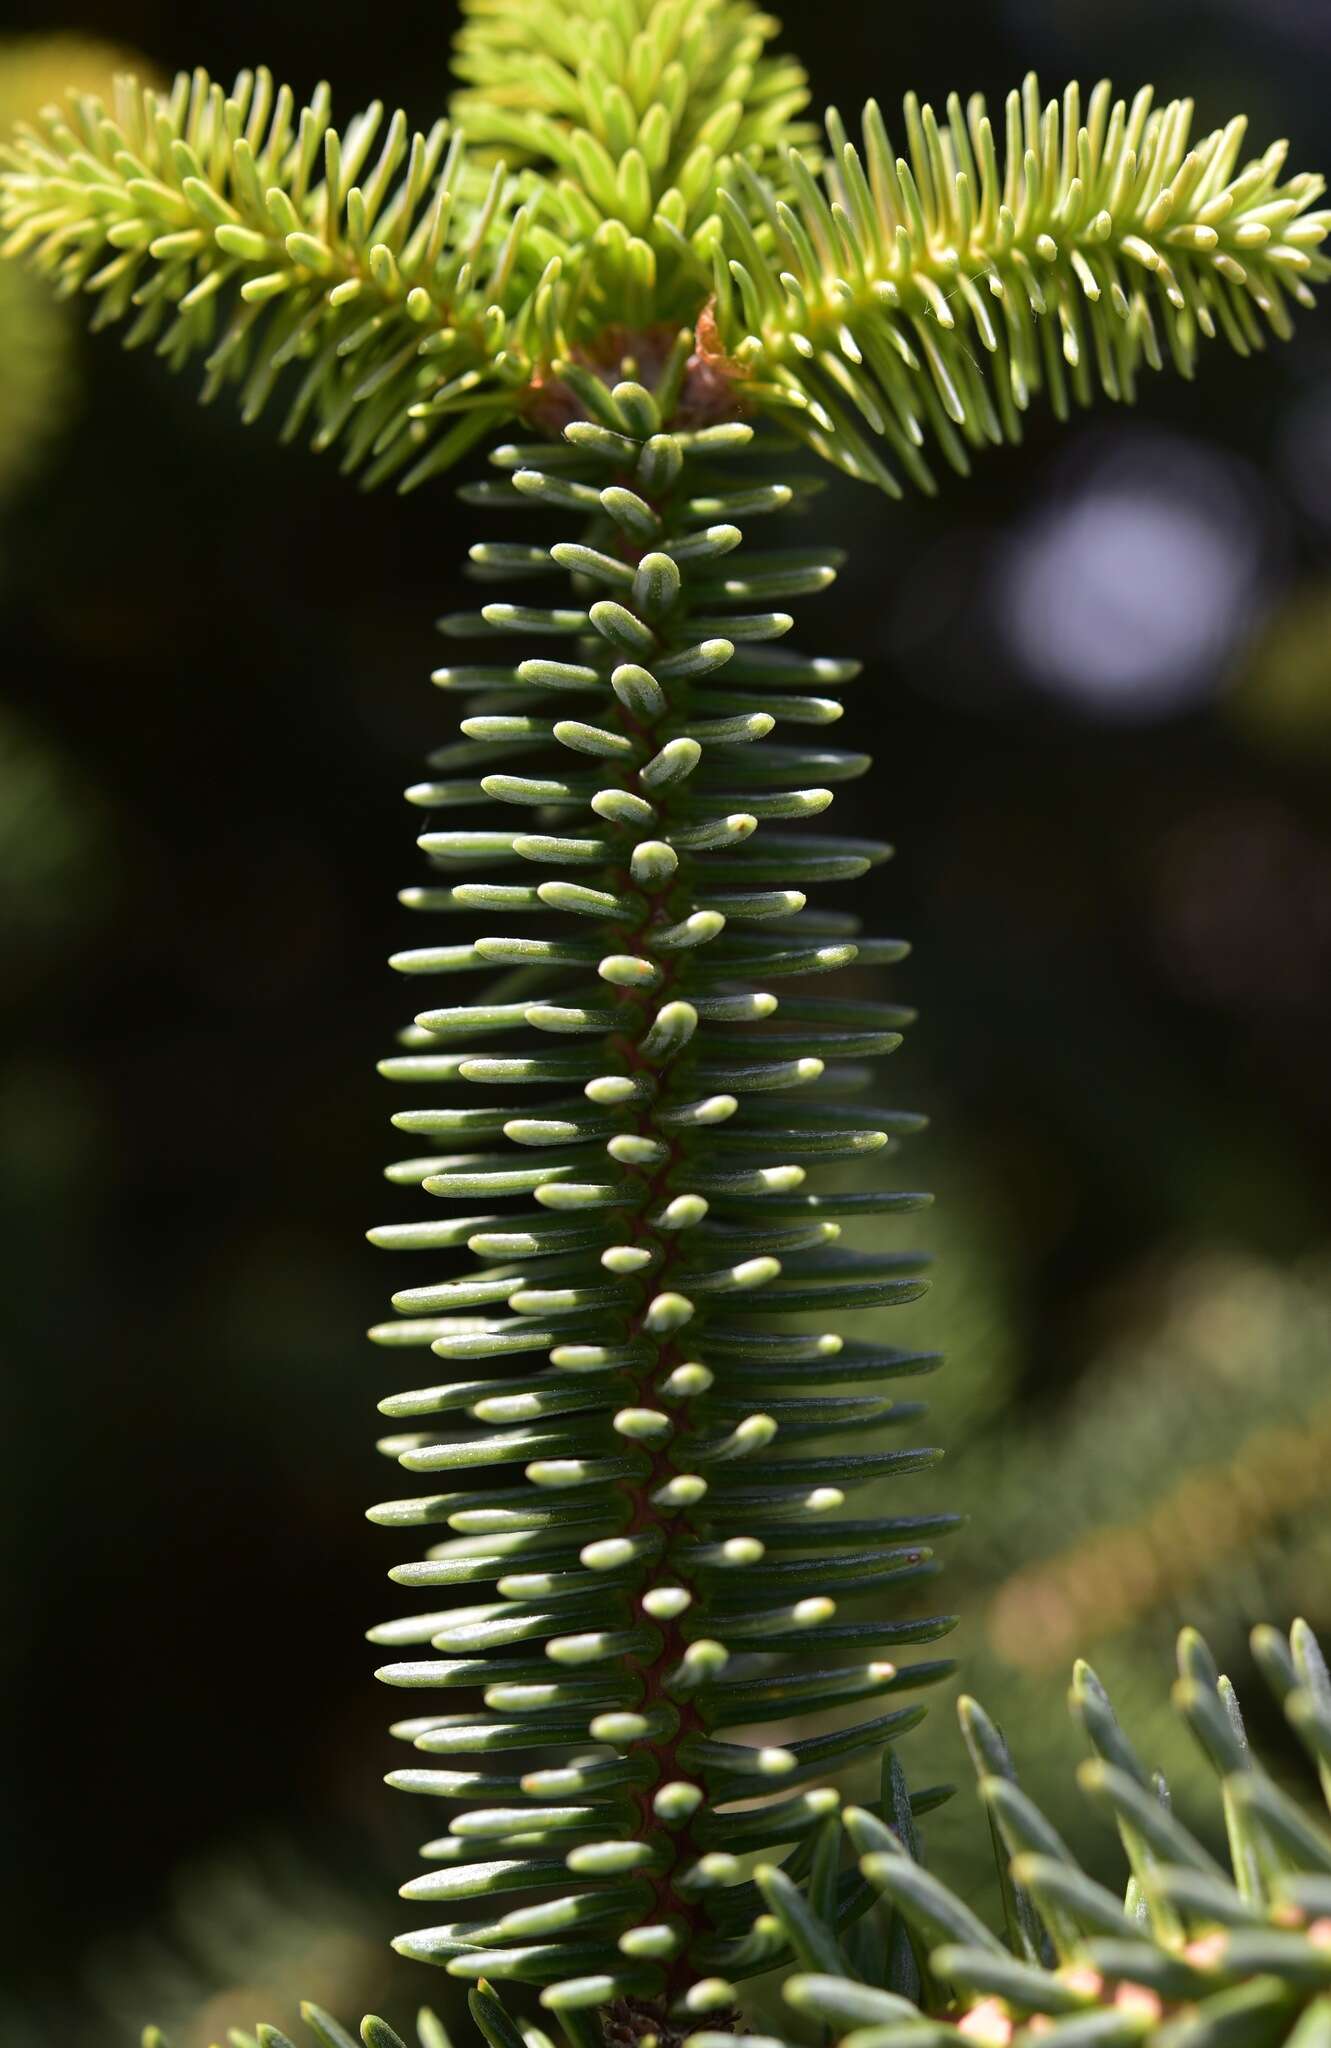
xmin=0 ymin=698 xmax=122 ymax=987
xmin=1 ymin=1846 xmax=399 ymax=2048
xmin=874 ymin=1206 xmax=1331 ymax=1887
xmin=91 ymin=1850 xmax=393 ymax=2048
xmin=0 ymin=252 xmax=70 ymax=500
xmin=0 ymin=38 xmax=155 ymax=502
xmin=977 ymin=1250 xmax=1331 ymax=1676
xmin=1227 ymin=581 xmax=1331 ymax=759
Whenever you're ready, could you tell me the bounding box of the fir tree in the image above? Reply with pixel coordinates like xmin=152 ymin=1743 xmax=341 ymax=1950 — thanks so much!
xmin=3 ymin=3 xmax=1328 ymax=2041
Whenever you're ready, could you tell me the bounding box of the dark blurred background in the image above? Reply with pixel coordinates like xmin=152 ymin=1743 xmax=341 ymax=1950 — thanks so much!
xmin=1 ymin=0 xmax=1330 ymax=2039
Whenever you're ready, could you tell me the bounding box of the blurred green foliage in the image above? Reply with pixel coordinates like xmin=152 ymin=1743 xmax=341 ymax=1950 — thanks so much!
xmin=0 ymin=37 xmax=158 ymax=503
xmin=3 ymin=1849 xmax=397 ymax=2048
xmin=890 ymin=1209 xmax=1331 ymax=1886
xmin=1229 ymin=583 xmax=1331 ymax=759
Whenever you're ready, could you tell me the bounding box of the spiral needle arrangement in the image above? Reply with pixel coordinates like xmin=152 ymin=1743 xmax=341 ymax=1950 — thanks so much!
xmin=367 ymin=377 xmax=954 ymax=2010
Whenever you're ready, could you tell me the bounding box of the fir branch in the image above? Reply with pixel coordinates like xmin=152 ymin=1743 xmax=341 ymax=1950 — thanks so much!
xmin=0 ymin=66 xmax=555 ymax=489
xmin=449 ymin=0 xmax=816 ymax=330
xmin=2 ymin=11 xmax=1329 ymax=2045
xmin=772 ymin=1617 xmax=1331 ymax=2047
xmin=184 ymin=1620 xmax=1331 ymax=2046
xmin=367 ymin=365 xmax=957 ymax=2022
xmin=4 ymin=60 xmax=1326 ymax=495
xmin=712 ymin=77 xmax=1331 ymax=491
